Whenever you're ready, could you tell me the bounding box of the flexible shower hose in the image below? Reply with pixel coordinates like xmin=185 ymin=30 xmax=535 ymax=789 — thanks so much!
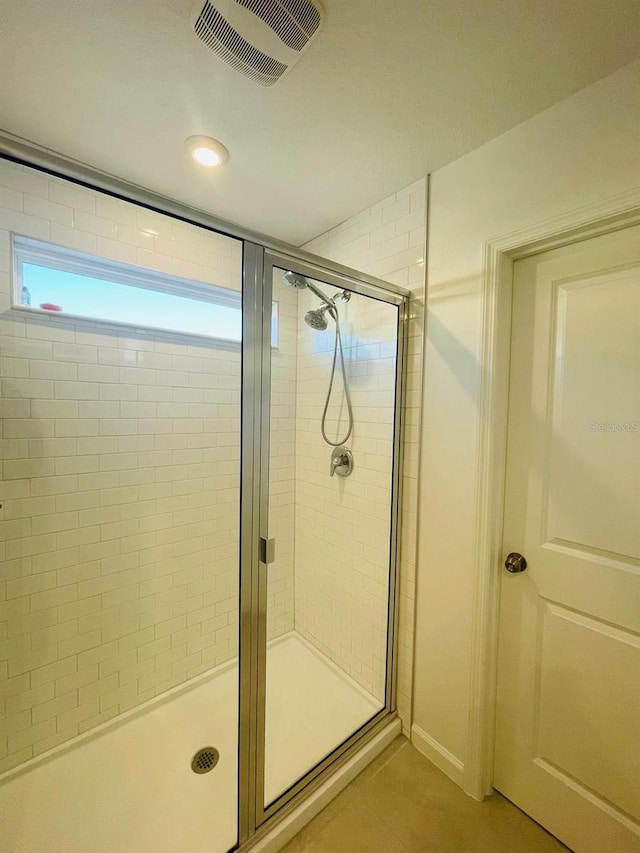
xmin=320 ymin=305 xmax=354 ymax=447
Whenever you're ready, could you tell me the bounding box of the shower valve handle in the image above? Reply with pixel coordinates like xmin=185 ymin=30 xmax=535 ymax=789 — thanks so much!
xmin=330 ymin=455 xmax=345 ymax=476
xmin=330 ymin=446 xmax=354 ymax=478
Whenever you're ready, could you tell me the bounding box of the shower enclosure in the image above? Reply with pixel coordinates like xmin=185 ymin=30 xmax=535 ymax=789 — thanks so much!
xmin=0 ymin=144 xmax=408 ymax=851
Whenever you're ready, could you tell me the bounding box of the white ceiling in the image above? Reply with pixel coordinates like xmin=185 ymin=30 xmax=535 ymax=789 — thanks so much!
xmin=0 ymin=0 xmax=639 ymax=245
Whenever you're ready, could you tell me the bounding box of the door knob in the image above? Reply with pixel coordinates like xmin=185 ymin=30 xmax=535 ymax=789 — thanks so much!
xmin=504 ymin=552 xmax=527 ymax=573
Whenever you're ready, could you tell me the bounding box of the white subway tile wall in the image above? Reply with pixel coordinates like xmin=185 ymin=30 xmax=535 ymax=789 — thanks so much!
xmin=291 ymin=283 xmax=397 ymax=702
xmin=303 ymin=179 xmax=427 ymax=731
xmin=0 ymin=161 xmax=251 ymax=773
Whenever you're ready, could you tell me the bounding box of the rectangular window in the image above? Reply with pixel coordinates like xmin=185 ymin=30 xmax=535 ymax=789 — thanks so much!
xmin=11 ymin=235 xmax=277 ymax=345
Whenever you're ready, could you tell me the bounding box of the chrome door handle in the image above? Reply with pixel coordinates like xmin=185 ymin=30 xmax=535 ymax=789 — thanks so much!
xmin=259 ymin=538 xmax=276 ymax=564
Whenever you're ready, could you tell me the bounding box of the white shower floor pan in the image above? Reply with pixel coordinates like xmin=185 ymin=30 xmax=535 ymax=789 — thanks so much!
xmin=0 ymin=632 xmax=381 ymax=853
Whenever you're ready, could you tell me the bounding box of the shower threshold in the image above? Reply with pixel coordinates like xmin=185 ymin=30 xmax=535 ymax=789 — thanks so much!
xmin=0 ymin=632 xmax=381 ymax=853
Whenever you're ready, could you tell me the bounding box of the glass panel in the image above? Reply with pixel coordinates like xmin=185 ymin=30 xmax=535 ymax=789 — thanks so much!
xmin=264 ymin=266 xmax=399 ymax=806
xmin=0 ymin=161 xmax=242 ymax=852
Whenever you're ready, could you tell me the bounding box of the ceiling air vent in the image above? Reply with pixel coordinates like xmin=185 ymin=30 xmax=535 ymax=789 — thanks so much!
xmin=191 ymin=0 xmax=323 ymax=86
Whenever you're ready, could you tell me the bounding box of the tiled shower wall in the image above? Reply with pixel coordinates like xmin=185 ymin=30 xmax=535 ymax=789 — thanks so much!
xmin=0 ymin=160 xmax=293 ymax=773
xmin=303 ymin=178 xmax=427 ymax=730
xmin=293 ymin=285 xmax=397 ymax=701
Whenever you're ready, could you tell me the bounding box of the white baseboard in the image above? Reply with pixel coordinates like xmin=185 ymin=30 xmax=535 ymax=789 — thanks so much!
xmin=411 ymin=723 xmax=465 ymax=788
xmin=249 ymin=718 xmax=402 ymax=853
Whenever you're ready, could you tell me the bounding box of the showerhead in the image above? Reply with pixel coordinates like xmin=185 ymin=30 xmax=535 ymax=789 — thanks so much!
xmin=304 ymin=305 xmax=331 ymax=330
xmin=282 ymin=271 xmax=351 ymax=331
xmin=282 ymin=271 xmax=335 ymax=309
xmin=282 ymin=271 xmax=309 ymax=290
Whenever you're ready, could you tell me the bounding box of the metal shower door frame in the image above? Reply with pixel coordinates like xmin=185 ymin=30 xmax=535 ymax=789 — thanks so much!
xmin=247 ymin=249 xmax=409 ymax=832
xmin=238 ymin=242 xmax=265 ymax=843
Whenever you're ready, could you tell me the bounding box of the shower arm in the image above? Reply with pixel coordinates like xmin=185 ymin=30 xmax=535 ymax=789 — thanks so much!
xmin=306 ymin=284 xmax=351 ymax=321
xmin=306 ymin=279 xmax=336 ymax=308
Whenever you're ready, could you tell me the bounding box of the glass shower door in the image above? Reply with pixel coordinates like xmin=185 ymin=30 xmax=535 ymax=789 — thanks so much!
xmin=0 ymin=159 xmax=244 ymax=853
xmin=259 ymin=255 xmax=404 ymax=813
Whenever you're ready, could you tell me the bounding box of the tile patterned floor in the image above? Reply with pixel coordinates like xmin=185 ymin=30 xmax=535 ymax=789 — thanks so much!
xmin=280 ymin=736 xmax=569 ymax=852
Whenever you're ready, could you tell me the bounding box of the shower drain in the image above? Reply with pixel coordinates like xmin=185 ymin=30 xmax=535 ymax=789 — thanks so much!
xmin=191 ymin=746 xmax=220 ymax=774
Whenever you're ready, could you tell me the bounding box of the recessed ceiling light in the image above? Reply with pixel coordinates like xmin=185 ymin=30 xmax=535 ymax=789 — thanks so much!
xmin=185 ymin=135 xmax=229 ymax=168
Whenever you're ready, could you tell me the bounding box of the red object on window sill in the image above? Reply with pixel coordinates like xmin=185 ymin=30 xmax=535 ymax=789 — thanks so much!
xmin=39 ymin=303 xmax=62 ymax=311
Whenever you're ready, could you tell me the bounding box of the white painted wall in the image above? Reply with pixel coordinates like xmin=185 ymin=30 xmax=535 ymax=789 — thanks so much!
xmin=413 ymin=59 xmax=640 ymax=783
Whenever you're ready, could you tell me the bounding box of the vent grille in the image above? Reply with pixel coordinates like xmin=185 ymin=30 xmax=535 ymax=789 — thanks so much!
xmin=194 ymin=2 xmax=288 ymax=86
xmin=236 ymin=0 xmax=320 ymax=51
xmin=279 ymin=0 xmax=321 ymax=36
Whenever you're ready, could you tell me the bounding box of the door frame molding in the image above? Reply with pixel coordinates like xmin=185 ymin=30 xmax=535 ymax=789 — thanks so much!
xmin=465 ymin=187 xmax=640 ymax=800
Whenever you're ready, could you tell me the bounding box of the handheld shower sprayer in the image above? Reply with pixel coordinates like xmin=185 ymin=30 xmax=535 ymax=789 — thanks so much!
xmin=281 ymin=271 xmax=354 ymax=446
xmin=304 ymin=291 xmax=350 ymax=331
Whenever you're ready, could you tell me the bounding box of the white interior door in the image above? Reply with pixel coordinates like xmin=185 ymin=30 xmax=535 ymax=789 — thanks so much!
xmin=494 ymin=224 xmax=640 ymax=853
